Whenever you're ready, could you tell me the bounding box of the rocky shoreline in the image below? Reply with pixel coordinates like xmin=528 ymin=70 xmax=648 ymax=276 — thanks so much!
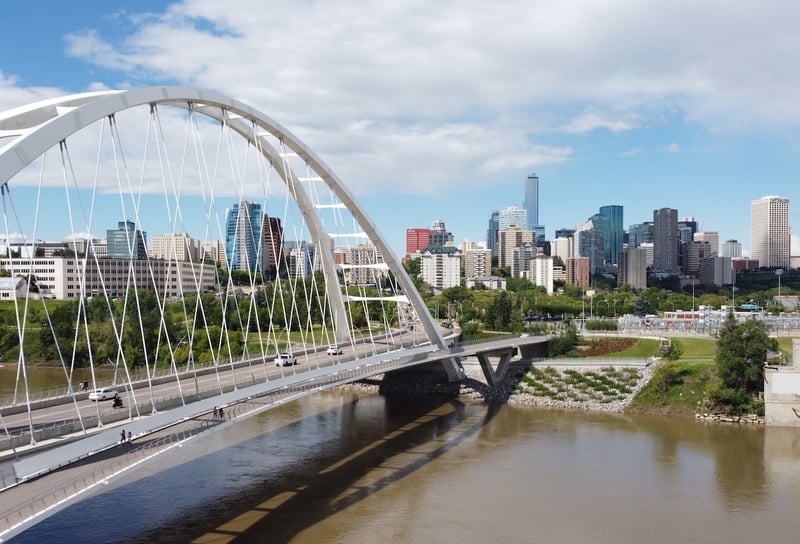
xmin=345 ymin=357 xmax=659 ymax=413
xmin=345 ymin=358 xmax=767 ymax=424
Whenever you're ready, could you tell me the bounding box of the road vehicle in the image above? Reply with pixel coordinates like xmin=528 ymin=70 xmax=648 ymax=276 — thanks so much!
xmin=88 ymin=388 xmax=118 ymax=401
xmin=275 ymin=353 xmax=298 ymax=366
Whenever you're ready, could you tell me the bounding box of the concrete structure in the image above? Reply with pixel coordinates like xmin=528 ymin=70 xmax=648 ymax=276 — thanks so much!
xmin=464 ymin=248 xmax=492 ymax=278
xmin=420 ymin=245 xmax=461 ymax=290
xmin=699 ymin=255 xmax=733 ymax=286
xmin=721 ymin=239 xmax=742 ymax=258
xmin=765 ymin=340 xmax=800 ymax=426
xmin=566 ymin=257 xmax=590 ymax=287
xmin=552 ymin=236 xmax=573 ymax=261
xmin=151 ymin=232 xmax=202 ymax=262
xmin=202 ymin=240 xmax=227 ymax=269
xmin=497 ymin=226 xmax=535 ymax=269
xmin=0 ymin=276 xmax=27 ymax=300
xmin=682 ymin=240 xmax=712 ymax=277
xmin=512 ymin=242 xmax=537 ymax=278
xmin=653 ymin=207 xmax=679 ymax=275
xmin=346 ymin=243 xmax=386 ymax=286
xmin=618 ymin=247 xmax=648 ymax=290
xmin=529 ymin=255 xmax=554 ymax=294
xmin=693 ymin=231 xmax=719 ymax=255
xmin=751 ymin=195 xmax=790 ymax=269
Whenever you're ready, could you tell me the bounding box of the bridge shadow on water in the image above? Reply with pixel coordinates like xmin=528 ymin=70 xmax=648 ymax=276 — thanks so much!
xmin=11 ymin=391 xmax=504 ymax=544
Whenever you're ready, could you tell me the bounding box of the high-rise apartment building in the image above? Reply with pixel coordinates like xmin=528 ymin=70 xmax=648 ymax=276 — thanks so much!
xmin=497 ymin=226 xmax=535 ymax=269
xmin=566 ymin=257 xmax=590 ymax=287
xmin=225 ymin=200 xmax=262 ymax=273
xmin=529 ymin=255 xmax=554 ymax=294
xmin=653 ymin=208 xmax=679 ymax=275
xmin=618 ymin=247 xmax=648 ymax=290
xmin=599 ymin=205 xmax=623 ymax=264
xmin=262 ymin=215 xmax=284 ymax=277
xmin=464 ymin=248 xmax=492 ymax=278
xmin=420 ymin=245 xmax=462 ymax=290
xmin=751 ymin=195 xmax=790 ymax=269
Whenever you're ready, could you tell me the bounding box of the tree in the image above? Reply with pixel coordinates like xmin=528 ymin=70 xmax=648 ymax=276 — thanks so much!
xmin=713 ymin=312 xmax=778 ymax=413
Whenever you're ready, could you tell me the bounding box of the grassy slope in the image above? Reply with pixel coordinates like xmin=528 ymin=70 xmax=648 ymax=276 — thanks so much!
xmin=629 ymin=336 xmax=718 ymax=415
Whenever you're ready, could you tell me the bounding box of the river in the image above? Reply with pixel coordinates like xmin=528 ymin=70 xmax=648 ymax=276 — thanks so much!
xmin=8 ymin=389 xmax=800 ymax=543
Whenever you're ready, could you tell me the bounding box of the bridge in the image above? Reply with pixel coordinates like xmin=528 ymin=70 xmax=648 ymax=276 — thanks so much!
xmin=0 ymin=88 xmax=548 ymax=540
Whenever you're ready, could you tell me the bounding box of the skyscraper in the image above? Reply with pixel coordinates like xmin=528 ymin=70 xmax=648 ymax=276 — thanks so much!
xmin=524 ymin=173 xmax=539 ymax=230
xmin=598 ymin=205 xmax=623 ymax=264
xmin=653 ymin=208 xmax=679 ymax=275
xmin=225 ymin=200 xmax=263 ymax=273
xmin=262 ymin=215 xmax=284 ymax=278
xmin=751 ymin=195 xmax=790 ymax=269
xmin=486 ymin=211 xmax=500 ymax=256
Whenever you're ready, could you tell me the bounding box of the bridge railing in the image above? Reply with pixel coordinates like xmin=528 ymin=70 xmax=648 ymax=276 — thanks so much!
xmin=0 ymin=421 xmax=215 ymax=535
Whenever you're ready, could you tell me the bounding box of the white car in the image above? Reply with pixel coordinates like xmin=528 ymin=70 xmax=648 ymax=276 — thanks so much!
xmin=88 ymin=387 xmax=118 ymax=401
xmin=275 ymin=353 xmax=298 ymax=367
xmin=326 ymin=345 xmax=343 ymax=355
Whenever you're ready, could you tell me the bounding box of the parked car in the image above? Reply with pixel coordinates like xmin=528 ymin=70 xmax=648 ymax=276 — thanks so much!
xmin=275 ymin=353 xmax=298 ymax=367
xmin=88 ymin=388 xmax=118 ymax=401
xmin=326 ymin=345 xmax=343 ymax=355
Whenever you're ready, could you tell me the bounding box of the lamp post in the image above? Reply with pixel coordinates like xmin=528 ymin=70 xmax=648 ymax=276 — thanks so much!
xmin=776 ymin=269 xmax=783 ymax=298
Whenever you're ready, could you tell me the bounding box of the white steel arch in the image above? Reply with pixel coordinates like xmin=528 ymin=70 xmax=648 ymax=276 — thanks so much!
xmin=0 ymin=86 xmax=460 ymax=378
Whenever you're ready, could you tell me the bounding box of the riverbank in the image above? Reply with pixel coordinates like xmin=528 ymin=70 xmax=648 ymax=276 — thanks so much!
xmin=349 ymin=357 xmax=659 ymax=414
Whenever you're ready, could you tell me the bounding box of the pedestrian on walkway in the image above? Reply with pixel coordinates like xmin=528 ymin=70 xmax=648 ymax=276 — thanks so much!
xmin=127 ymin=431 xmax=132 ymax=443
xmin=120 ymin=429 xmax=126 ymax=444
xmin=218 ymin=406 xmax=224 ymax=419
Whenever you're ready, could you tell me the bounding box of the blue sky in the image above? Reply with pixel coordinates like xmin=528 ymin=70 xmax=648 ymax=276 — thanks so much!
xmin=1 ymin=0 xmax=799 ymax=259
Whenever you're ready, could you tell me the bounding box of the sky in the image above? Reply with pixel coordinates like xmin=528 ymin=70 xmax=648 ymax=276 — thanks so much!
xmin=1 ymin=0 xmax=799 ymax=260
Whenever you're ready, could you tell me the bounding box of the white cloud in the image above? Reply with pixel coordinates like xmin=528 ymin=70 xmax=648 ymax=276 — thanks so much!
xmin=618 ymin=147 xmax=642 ymax=158
xmin=562 ymin=111 xmax=637 ymax=134
xmin=665 ymin=143 xmax=681 ymax=153
xmin=38 ymin=0 xmax=800 ymax=197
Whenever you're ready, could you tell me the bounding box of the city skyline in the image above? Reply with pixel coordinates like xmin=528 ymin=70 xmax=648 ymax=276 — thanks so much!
xmin=1 ymin=1 xmax=799 ymax=260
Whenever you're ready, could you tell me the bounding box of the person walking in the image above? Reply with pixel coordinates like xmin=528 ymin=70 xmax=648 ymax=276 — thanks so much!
xmin=120 ymin=429 xmax=126 ymax=444
xmin=127 ymin=431 xmax=132 ymax=443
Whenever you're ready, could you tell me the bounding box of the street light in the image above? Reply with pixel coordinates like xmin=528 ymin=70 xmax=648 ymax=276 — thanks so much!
xmin=776 ymin=269 xmax=784 ymax=298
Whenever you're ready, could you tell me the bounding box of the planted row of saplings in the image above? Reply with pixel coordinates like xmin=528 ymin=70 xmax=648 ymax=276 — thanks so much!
xmin=517 ymin=366 xmax=640 ymax=403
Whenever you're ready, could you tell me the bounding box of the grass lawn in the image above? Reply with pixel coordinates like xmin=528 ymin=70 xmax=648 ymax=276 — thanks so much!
xmin=671 ymin=337 xmax=717 ymax=361
xmin=597 ymin=338 xmax=659 ymax=358
xmin=776 ymin=337 xmax=798 ymax=363
xmin=629 ymin=359 xmax=716 ymax=415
